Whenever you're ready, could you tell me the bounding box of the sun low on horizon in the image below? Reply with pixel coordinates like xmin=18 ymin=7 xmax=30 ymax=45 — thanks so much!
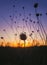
xmin=0 ymin=0 xmax=47 ymax=48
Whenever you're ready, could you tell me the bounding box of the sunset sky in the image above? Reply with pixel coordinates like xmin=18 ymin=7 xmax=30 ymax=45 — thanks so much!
xmin=0 ymin=0 xmax=47 ymax=47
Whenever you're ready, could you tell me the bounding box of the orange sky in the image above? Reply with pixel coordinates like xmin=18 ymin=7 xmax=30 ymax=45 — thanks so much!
xmin=0 ymin=39 xmax=46 ymax=48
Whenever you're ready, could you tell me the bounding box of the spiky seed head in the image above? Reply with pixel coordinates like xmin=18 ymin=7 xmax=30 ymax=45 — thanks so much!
xmin=20 ymin=33 xmax=27 ymax=40
xmin=36 ymin=13 xmax=39 ymax=17
xmin=34 ymin=3 xmax=38 ymax=8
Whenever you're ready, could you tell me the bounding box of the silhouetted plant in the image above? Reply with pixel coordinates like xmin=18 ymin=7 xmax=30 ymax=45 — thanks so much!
xmin=22 ymin=6 xmax=24 ymax=10
xmin=19 ymin=13 xmax=22 ymax=16
xmin=14 ymin=21 xmax=16 ymax=24
xmin=29 ymin=33 xmax=32 ymax=37
xmin=22 ymin=18 xmax=25 ymax=21
xmin=37 ymin=21 xmax=39 ymax=23
xmin=34 ymin=3 xmax=38 ymax=8
xmin=20 ymin=33 xmax=27 ymax=47
xmin=29 ymin=13 xmax=31 ymax=16
xmin=36 ymin=13 xmax=39 ymax=17
xmin=15 ymin=33 xmax=17 ymax=36
xmin=20 ymin=33 xmax=27 ymax=40
xmin=1 ymin=37 xmax=4 ymax=39
xmin=13 ymin=5 xmax=15 ymax=8
xmin=37 ymin=30 xmax=39 ymax=32
xmin=33 ymin=21 xmax=35 ymax=24
xmin=46 ymin=13 xmax=47 ymax=15
xmin=26 ymin=17 xmax=28 ymax=19
xmin=29 ymin=19 xmax=32 ymax=22
xmin=40 ymin=13 xmax=42 ymax=16
xmin=32 ymin=31 xmax=34 ymax=33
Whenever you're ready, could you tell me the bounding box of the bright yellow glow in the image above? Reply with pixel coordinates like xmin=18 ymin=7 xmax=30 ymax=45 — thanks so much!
xmin=0 ymin=39 xmax=47 ymax=48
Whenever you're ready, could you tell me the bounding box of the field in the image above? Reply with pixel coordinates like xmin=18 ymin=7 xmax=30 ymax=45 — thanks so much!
xmin=0 ymin=46 xmax=47 ymax=65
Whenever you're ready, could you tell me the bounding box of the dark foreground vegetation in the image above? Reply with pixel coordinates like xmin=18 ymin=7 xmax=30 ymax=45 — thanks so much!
xmin=0 ymin=46 xmax=47 ymax=65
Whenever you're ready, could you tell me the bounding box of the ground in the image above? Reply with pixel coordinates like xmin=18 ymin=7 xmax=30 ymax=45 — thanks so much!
xmin=0 ymin=46 xmax=47 ymax=65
